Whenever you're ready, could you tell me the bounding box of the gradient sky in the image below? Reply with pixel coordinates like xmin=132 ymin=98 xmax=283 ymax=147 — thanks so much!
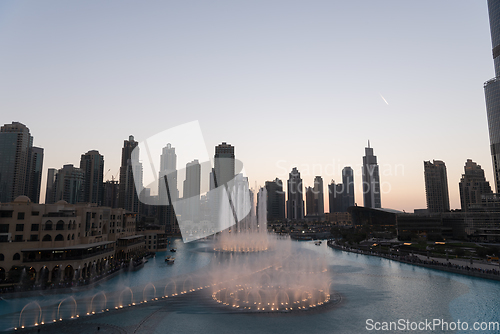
xmin=0 ymin=1 xmax=494 ymax=212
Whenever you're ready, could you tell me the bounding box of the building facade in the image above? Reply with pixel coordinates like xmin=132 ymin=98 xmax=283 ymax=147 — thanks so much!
xmin=424 ymin=160 xmax=450 ymax=213
xmin=0 ymin=196 xmax=144 ymax=285
xmin=485 ymin=0 xmax=500 ymax=193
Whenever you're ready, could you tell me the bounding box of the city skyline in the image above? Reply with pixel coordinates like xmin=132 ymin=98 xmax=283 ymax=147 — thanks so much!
xmin=0 ymin=1 xmax=494 ymax=212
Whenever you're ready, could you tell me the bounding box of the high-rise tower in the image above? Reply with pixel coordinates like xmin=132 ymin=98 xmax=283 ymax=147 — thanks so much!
xmin=158 ymin=143 xmax=178 ymax=232
xmin=265 ymin=178 xmax=285 ymax=221
xmin=342 ymin=166 xmax=355 ymax=209
xmin=45 ymin=168 xmax=58 ymax=204
xmin=80 ymin=150 xmax=104 ymax=204
xmin=182 ymin=159 xmax=201 ymax=222
xmin=485 ymin=0 xmax=500 ymax=192
xmin=0 ymin=122 xmax=43 ymax=203
xmin=214 ymin=142 xmax=235 ymax=188
xmin=362 ymin=141 xmax=381 ymax=208
xmin=424 ymin=160 xmax=450 ymax=213
xmin=287 ymin=167 xmax=304 ymax=220
xmin=54 ymin=164 xmax=85 ymax=204
xmin=118 ymin=135 xmax=140 ymax=213
xmin=26 ymin=146 xmax=44 ymax=203
xmin=459 ymin=159 xmax=492 ymax=211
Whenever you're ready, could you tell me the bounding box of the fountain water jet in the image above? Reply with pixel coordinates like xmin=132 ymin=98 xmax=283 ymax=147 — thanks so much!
xmin=89 ymin=291 xmax=107 ymax=314
xmin=143 ymin=283 xmax=156 ymax=301
xmin=19 ymin=301 xmax=42 ymax=328
xmin=57 ymin=296 xmax=78 ymax=320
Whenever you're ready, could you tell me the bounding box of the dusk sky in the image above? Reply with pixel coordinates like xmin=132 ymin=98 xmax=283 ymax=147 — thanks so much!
xmin=0 ymin=1 xmax=494 ymax=212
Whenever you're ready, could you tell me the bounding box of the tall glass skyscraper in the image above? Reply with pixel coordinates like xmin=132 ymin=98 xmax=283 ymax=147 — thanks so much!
xmin=485 ymin=0 xmax=500 ymax=192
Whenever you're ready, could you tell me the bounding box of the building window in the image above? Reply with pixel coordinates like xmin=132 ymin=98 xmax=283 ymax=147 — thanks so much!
xmin=30 ymin=235 xmax=39 ymax=242
xmin=14 ymin=235 xmax=23 ymax=242
xmin=31 ymin=224 xmax=39 ymax=231
xmin=42 ymin=234 xmax=52 ymax=241
xmin=0 ymin=254 xmax=3 ymax=261
xmin=56 ymin=221 xmax=64 ymax=230
xmin=55 ymin=234 xmax=64 ymax=241
xmin=31 ymin=211 xmax=39 ymax=216
xmin=0 ymin=211 xmax=13 ymax=218
xmin=17 ymin=212 xmax=25 ymax=220
xmin=15 ymin=224 xmax=24 ymax=232
xmin=0 ymin=224 xmax=8 ymax=233
xmin=45 ymin=222 xmax=52 ymax=230
xmin=13 ymin=253 xmax=20 ymax=261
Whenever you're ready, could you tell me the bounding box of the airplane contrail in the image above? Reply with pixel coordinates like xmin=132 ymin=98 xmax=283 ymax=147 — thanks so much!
xmin=380 ymin=93 xmax=389 ymax=105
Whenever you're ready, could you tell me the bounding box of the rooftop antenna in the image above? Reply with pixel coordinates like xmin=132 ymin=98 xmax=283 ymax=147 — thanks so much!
xmin=368 ymin=140 xmax=370 ymax=148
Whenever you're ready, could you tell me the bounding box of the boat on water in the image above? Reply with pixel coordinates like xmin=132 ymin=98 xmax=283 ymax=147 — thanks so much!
xmin=165 ymin=256 xmax=175 ymax=264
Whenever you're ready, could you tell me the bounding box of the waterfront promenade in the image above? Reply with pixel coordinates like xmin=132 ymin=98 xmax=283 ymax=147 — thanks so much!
xmin=327 ymin=240 xmax=500 ymax=281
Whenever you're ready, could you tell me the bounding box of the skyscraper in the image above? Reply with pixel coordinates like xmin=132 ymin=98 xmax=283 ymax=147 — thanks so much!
xmin=45 ymin=168 xmax=58 ymax=204
xmin=210 ymin=142 xmax=236 ymax=227
xmin=265 ymin=178 xmax=285 ymax=222
xmin=54 ymin=164 xmax=85 ymax=204
xmin=214 ymin=142 xmax=235 ymax=188
xmin=459 ymin=159 xmax=492 ymax=211
xmin=485 ymin=0 xmax=500 ymax=192
xmin=0 ymin=122 xmax=43 ymax=203
xmin=159 ymin=143 xmax=178 ymax=203
xmin=182 ymin=159 xmax=201 ymax=222
xmin=314 ymin=176 xmax=324 ymax=218
xmin=306 ymin=176 xmax=324 ymax=218
xmin=328 ymin=180 xmax=344 ymax=213
xmin=157 ymin=143 xmax=178 ymax=232
xmin=26 ymin=146 xmax=44 ymax=203
xmin=118 ymin=135 xmax=140 ymax=213
xmin=80 ymin=150 xmax=104 ymax=204
xmin=103 ymin=180 xmax=119 ymax=208
xmin=342 ymin=166 xmax=355 ymax=209
xmin=287 ymin=167 xmax=304 ymax=220
xmin=424 ymin=160 xmax=450 ymax=213
xmin=362 ymin=142 xmax=381 ymax=208
xmin=305 ymin=186 xmax=315 ymax=217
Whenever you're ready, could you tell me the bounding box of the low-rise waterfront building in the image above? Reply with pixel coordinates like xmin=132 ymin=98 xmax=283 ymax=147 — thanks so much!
xmin=0 ymin=196 xmax=146 ymax=286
